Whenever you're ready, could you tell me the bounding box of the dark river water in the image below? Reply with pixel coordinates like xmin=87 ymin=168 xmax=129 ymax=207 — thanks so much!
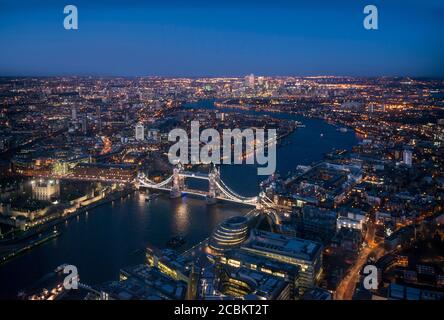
xmin=0 ymin=100 xmax=358 ymax=298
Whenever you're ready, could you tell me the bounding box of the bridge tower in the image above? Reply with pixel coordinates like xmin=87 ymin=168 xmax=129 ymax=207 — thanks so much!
xmin=255 ymin=192 xmax=264 ymax=209
xmin=206 ymin=165 xmax=220 ymax=205
xmin=170 ymin=164 xmax=184 ymax=199
xmin=134 ymin=172 xmax=144 ymax=190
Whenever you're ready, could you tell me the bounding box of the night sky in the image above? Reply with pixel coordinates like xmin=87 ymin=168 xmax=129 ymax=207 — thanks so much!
xmin=0 ymin=0 xmax=443 ymax=77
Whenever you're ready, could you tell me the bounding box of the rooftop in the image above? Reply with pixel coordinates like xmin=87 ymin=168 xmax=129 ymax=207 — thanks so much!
xmin=242 ymin=230 xmax=322 ymax=262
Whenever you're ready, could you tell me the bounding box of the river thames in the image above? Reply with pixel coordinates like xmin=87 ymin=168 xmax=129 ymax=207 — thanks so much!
xmin=0 ymin=101 xmax=358 ymax=298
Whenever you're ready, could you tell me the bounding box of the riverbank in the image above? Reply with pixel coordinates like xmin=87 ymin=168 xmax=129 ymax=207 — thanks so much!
xmin=212 ymin=98 xmax=360 ymax=136
xmin=0 ymin=187 xmax=134 ymax=247
xmin=0 ymin=229 xmax=61 ymax=265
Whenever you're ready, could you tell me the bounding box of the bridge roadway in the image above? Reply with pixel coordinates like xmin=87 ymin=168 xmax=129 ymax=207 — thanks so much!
xmin=145 ymin=186 xmax=258 ymax=207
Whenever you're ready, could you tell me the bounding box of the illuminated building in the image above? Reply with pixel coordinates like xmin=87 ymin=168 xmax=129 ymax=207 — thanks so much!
xmin=71 ymin=163 xmax=136 ymax=182
xmin=218 ymin=250 xmax=300 ymax=298
xmin=96 ymin=105 xmax=102 ymax=132
xmin=336 ymin=208 xmax=366 ymax=232
xmin=245 ymin=74 xmax=255 ymax=88
xmin=31 ymin=179 xmax=60 ymax=201
xmin=285 ymin=162 xmax=362 ymax=208
xmin=146 ymin=247 xmax=189 ymax=282
xmin=146 ymin=128 xmax=159 ymax=141
xmin=81 ymin=116 xmax=87 ymax=134
xmin=240 ymin=230 xmax=322 ymax=293
xmin=257 ymin=76 xmax=265 ymax=86
xmin=208 ymin=216 xmax=249 ymax=255
xmin=186 ymin=264 xmax=199 ymax=300
xmin=403 ymin=149 xmax=413 ymax=167
xmin=218 ymin=266 xmax=292 ymax=300
xmin=71 ymin=105 xmax=77 ymax=121
xmin=111 ymin=265 xmax=187 ymax=300
xmin=135 ymin=123 xmax=144 ymax=141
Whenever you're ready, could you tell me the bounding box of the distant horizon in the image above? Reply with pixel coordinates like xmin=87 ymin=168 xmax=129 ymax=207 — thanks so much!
xmin=1 ymin=74 xmax=443 ymax=80
xmin=1 ymin=0 xmax=443 ymax=77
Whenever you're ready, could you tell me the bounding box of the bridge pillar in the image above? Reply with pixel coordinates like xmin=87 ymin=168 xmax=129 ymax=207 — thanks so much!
xmin=206 ymin=166 xmax=219 ymax=205
xmin=170 ymin=166 xmax=184 ymax=199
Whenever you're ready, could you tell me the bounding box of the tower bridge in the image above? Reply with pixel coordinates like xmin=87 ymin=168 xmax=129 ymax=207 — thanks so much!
xmin=137 ymin=164 xmax=273 ymax=209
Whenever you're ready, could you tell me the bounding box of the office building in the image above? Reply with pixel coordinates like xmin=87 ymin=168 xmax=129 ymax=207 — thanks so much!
xmin=218 ymin=250 xmax=300 ymax=298
xmin=71 ymin=105 xmax=77 ymax=121
xmin=245 ymin=74 xmax=255 ymax=88
xmin=98 ymin=264 xmax=188 ymax=300
xmin=96 ymin=105 xmax=102 ymax=132
xmin=301 ymin=287 xmax=332 ymax=300
xmin=135 ymin=123 xmax=144 ymax=141
xmin=337 ymin=210 xmax=366 ymax=232
xmin=146 ymin=246 xmax=190 ymax=282
xmin=146 ymin=128 xmax=159 ymax=141
xmin=81 ymin=116 xmax=88 ymax=134
xmin=297 ymin=205 xmax=337 ymax=244
xmin=218 ymin=265 xmax=292 ymax=300
xmin=240 ymin=230 xmax=322 ymax=292
xmin=403 ymin=149 xmax=412 ymax=167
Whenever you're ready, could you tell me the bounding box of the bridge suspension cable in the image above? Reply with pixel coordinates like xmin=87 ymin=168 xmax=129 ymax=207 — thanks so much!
xmin=214 ymin=179 xmax=257 ymax=204
xmin=215 ymin=176 xmax=257 ymax=202
xmin=139 ymin=175 xmax=173 ymax=188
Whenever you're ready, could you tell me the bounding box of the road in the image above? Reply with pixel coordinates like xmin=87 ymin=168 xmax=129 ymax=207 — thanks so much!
xmin=334 ymin=219 xmax=384 ymax=300
xmin=100 ymin=136 xmax=112 ymax=154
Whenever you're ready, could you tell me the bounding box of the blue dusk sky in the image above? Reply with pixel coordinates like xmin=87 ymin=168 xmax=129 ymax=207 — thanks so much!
xmin=0 ymin=0 xmax=443 ymax=77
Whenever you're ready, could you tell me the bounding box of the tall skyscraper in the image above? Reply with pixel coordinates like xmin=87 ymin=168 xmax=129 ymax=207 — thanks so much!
xmin=96 ymin=105 xmax=102 ymax=132
xmin=135 ymin=123 xmax=144 ymax=141
xmin=245 ymin=74 xmax=255 ymax=88
xmin=186 ymin=264 xmax=199 ymax=300
xmin=81 ymin=116 xmax=88 ymax=134
xmin=257 ymin=76 xmax=264 ymax=86
xmin=403 ymin=149 xmax=412 ymax=167
xmin=71 ymin=105 xmax=77 ymax=121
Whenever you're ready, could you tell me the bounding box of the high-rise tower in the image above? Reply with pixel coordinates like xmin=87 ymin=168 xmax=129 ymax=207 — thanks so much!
xmin=135 ymin=123 xmax=144 ymax=141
